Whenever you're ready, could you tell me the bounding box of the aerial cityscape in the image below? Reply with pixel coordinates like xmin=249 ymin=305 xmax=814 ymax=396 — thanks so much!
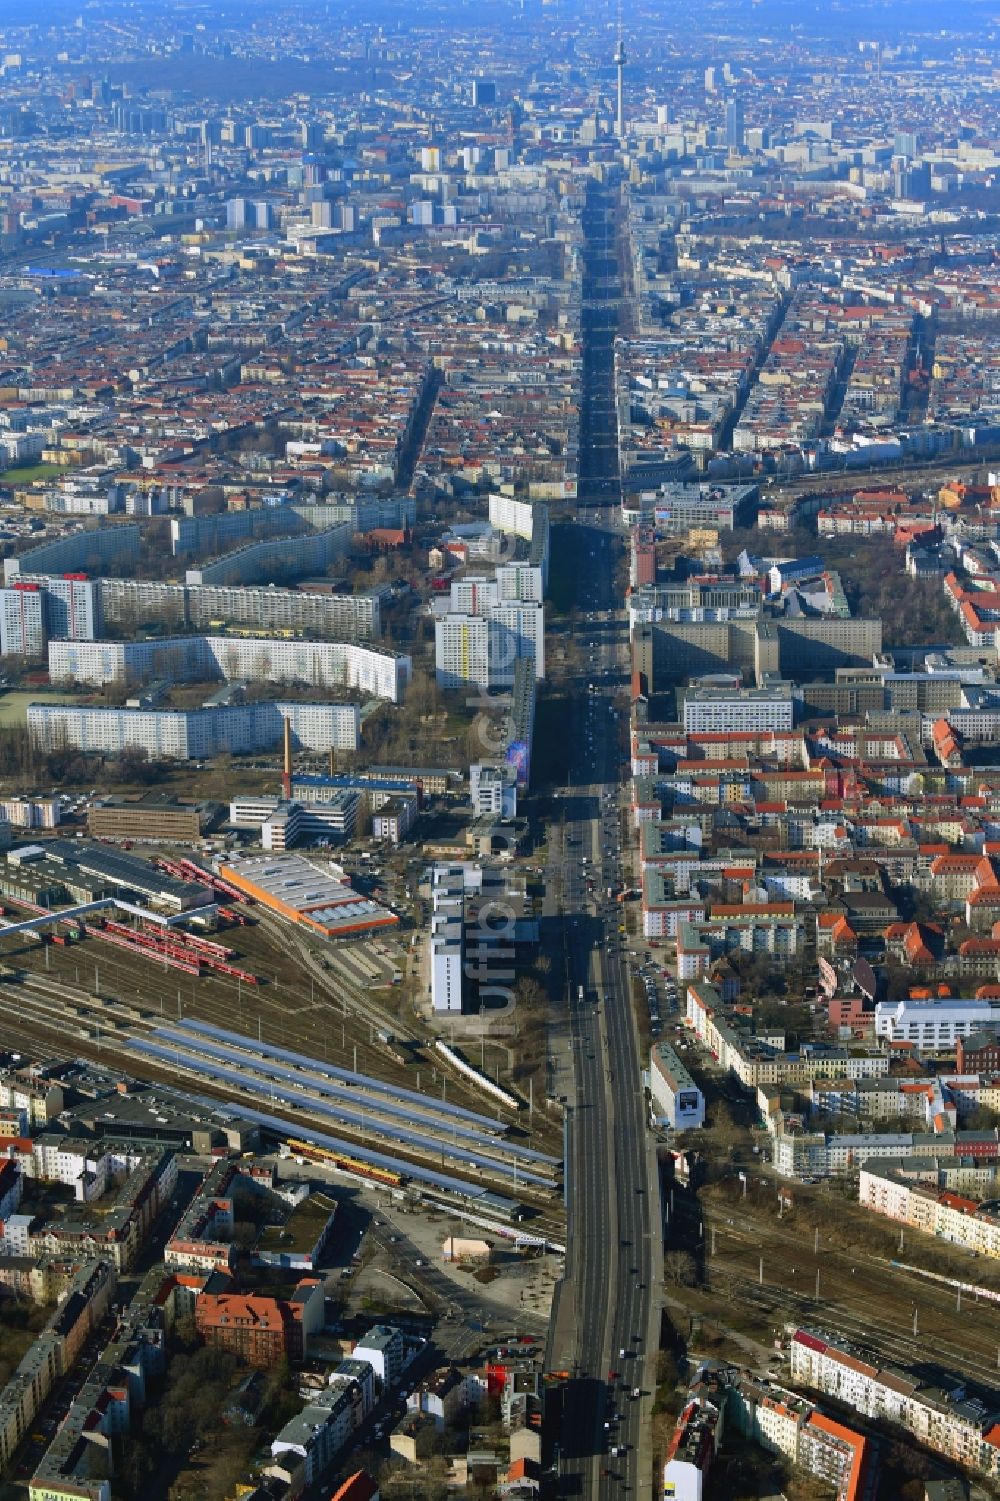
xmin=0 ymin=1 xmax=995 ymax=1499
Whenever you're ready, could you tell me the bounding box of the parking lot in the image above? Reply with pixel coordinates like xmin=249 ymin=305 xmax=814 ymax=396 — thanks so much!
xmin=627 ymin=951 xmax=677 ymax=1039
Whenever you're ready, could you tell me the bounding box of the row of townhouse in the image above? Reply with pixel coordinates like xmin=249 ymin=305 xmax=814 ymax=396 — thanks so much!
xmin=28 ymin=1264 xmax=358 ymax=1500
xmin=636 ymin=756 xmax=831 ymax=810
xmin=284 ymin=356 xmax=433 ymax=487
xmin=943 ymin=571 xmax=1000 ymax=651
xmin=11 ymin=1133 xmax=174 ymax=1206
xmin=817 ymin=488 xmax=935 ymax=537
xmin=805 ymin=1072 xmax=982 ymax=1126
xmin=639 ymin=869 xmax=707 ymax=940
xmin=930 ymin=332 xmax=1000 ymax=432
xmin=676 ymin=910 xmax=804 ymax=979
xmin=733 ymin=323 xmax=844 ymax=456
xmin=195 ymin=1276 xmax=325 ymax=1367
xmin=790 ymin=1327 xmax=1000 ymax=1477
xmin=164 ymin=1157 xmax=243 ymax=1274
xmin=615 ymin=295 xmax=772 ymax=458
xmin=420 ymin=348 xmax=579 ymax=499
xmin=28 ymin=1260 xmax=205 ymax=1501
xmin=729 ymin=1371 xmax=870 ymax=1501
xmin=629 ymin=729 xmax=1000 ymax=962
xmin=0 ymin=1068 xmax=64 ymax=1126
xmin=268 ymin=1325 xmax=407 ymax=1492
xmin=766 ymin=1119 xmax=996 ymax=1181
xmin=6 ymin=1151 xmax=179 ymax=1272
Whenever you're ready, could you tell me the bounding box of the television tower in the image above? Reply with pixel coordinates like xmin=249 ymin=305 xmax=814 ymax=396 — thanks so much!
xmin=614 ymin=12 xmax=626 ymax=141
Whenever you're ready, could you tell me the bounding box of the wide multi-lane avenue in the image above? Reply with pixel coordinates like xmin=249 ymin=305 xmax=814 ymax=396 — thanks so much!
xmin=545 ymin=186 xmax=662 ymax=1501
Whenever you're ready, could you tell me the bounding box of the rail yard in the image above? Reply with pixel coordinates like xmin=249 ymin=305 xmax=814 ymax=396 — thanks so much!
xmin=0 ymin=872 xmax=566 ymax=1240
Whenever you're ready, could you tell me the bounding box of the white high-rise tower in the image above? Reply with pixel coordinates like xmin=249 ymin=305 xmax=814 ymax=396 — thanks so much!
xmin=614 ymin=33 xmax=626 ymax=139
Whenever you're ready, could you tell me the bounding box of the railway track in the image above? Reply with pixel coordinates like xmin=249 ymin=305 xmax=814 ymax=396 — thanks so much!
xmin=710 ymin=1256 xmax=1000 ymax=1392
xmin=698 ymin=1202 xmax=1000 ymax=1393
xmin=0 ymin=983 xmax=566 ymax=1222
xmin=253 ymin=910 xmax=553 ymax=1142
xmin=0 ymin=882 xmax=562 ymax=1185
xmin=125 ymin=1033 xmax=558 ymax=1190
xmin=0 ymin=888 xmax=552 ymax=1155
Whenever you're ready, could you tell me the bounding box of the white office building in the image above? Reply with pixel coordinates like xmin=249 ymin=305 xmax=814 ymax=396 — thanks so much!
xmin=470 ymin=764 xmax=518 ymax=820
xmin=370 ymin=797 xmax=417 ymax=845
xmin=650 ymin=1043 xmax=705 ymax=1129
xmin=682 ymin=683 xmax=794 ymax=735
xmin=874 ymin=998 xmax=1000 ymax=1049
xmin=229 ymin=793 xmax=359 ymax=851
xmin=430 ymin=864 xmax=465 ymax=1014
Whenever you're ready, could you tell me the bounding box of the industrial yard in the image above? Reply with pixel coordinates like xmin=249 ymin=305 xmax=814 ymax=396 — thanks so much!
xmin=0 ymin=841 xmax=565 ymax=1241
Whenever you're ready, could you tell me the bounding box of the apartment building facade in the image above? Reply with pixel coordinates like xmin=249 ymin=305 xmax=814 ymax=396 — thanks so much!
xmin=790 ymin=1328 xmax=1000 ymax=1476
xmin=27 ymin=701 xmax=360 ymax=760
xmin=49 ymin=635 xmax=410 ymax=703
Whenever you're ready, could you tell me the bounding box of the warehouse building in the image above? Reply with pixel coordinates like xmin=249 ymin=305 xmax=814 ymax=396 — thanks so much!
xmin=219 ymin=853 xmax=398 ymax=939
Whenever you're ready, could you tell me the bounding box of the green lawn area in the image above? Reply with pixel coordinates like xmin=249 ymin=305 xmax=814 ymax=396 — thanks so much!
xmin=0 ymin=690 xmax=84 ymax=727
xmin=1 ymin=463 xmax=65 ymax=486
